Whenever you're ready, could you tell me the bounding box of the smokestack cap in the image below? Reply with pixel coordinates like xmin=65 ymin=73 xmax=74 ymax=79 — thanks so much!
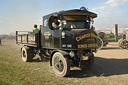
xmin=80 ymin=6 xmax=87 ymax=10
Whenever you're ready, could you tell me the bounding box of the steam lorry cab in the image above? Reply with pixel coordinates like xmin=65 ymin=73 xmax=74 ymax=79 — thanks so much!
xmin=16 ymin=7 xmax=98 ymax=77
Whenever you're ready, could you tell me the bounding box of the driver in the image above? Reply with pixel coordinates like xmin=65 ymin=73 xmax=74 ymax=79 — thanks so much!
xmin=52 ymin=17 xmax=60 ymax=29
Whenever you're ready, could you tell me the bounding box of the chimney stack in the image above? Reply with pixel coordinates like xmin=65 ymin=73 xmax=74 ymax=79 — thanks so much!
xmin=115 ymin=24 xmax=118 ymax=42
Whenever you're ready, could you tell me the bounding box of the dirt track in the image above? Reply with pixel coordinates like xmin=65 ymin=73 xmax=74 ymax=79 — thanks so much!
xmin=0 ymin=40 xmax=128 ymax=85
xmin=68 ymin=42 xmax=128 ymax=85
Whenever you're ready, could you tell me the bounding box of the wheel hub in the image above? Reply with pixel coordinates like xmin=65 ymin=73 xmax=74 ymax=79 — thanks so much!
xmin=54 ymin=57 xmax=64 ymax=72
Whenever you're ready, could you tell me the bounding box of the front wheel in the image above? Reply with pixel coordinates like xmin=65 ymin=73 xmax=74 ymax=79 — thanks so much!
xmin=52 ymin=52 xmax=70 ymax=77
xmin=80 ymin=53 xmax=94 ymax=70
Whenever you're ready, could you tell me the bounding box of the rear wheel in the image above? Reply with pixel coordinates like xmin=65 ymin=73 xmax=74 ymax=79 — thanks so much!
xmin=21 ymin=46 xmax=34 ymax=62
xmin=80 ymin=53 xmax=94 ymax=70
xmin=52 ymin=52 xmax=70 ymax=77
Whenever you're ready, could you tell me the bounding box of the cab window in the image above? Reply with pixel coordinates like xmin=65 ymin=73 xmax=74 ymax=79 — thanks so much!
xmin=63 ymin=15 xmax=90 ymax=29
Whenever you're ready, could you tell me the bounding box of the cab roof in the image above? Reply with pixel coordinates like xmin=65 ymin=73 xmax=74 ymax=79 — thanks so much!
xmin=43 ymin=8 xmax=97 ymax=18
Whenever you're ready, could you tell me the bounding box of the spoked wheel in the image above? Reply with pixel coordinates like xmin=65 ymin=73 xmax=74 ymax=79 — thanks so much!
xmin=21 ymin=46 xmax=34 ymax=62
xmin=52 ymin=52 xmax=70 ymax=77
xmin=120 ymin=39 xmax=128 ymax=49
xmin=97 ymin=37 xmax=103 ymax=49
xmin=80 ymin=53 xmax=94 ymax=70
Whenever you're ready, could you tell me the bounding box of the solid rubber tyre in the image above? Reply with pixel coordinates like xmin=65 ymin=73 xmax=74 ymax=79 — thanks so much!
xmin=21 ymin=47 xmax=34 ymax=62
xmin=52 ymin=52 xmax=70 ymax=77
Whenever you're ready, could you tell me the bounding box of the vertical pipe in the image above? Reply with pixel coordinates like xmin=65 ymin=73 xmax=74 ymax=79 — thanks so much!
xmin=59 ymin=15 xmax=63 ymax=49
xmin=21 ymin=35 xmax=22 ymax=43
xmin=27 ymin=34 xmax=28 ymax=43
xmin=115 ymin=24 xmax=118 ymax=42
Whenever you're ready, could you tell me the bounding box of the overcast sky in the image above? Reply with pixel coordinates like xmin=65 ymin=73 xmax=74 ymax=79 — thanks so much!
xmin=0 ymin=0 xmax=128 ymax=34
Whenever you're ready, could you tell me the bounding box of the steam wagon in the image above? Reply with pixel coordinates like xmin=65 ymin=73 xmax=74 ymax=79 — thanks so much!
xmin=16 ymin=7 xmax=98 ymax=77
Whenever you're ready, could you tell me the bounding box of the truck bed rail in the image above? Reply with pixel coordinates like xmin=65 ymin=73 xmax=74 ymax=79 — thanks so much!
xmin=16 ymin=31 xmax=37 ymax=46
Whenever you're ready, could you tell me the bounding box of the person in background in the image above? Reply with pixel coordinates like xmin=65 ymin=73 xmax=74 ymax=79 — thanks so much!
xmin=123 ymin=34 xmax=126 ymax=39
xmin=33 ymin=24 xmax=39 ymax=33
xmin=0 ymin=38 xmax=2 ymax=46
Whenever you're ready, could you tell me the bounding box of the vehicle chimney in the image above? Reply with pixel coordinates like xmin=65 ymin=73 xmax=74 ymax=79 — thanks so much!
xmin=80 ymin=6 xmax=87 ymax=10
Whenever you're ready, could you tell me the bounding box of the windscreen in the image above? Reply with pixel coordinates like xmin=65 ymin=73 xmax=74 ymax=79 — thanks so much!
xmin=63 ymin=15 xmax=90 ymax=29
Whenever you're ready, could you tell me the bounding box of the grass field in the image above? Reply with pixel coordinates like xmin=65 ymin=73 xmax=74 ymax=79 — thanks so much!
xmin=0 ymin=40 xmax=75 ymax=85
xmin=1 ymin=40 xmax=128 ymax=85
